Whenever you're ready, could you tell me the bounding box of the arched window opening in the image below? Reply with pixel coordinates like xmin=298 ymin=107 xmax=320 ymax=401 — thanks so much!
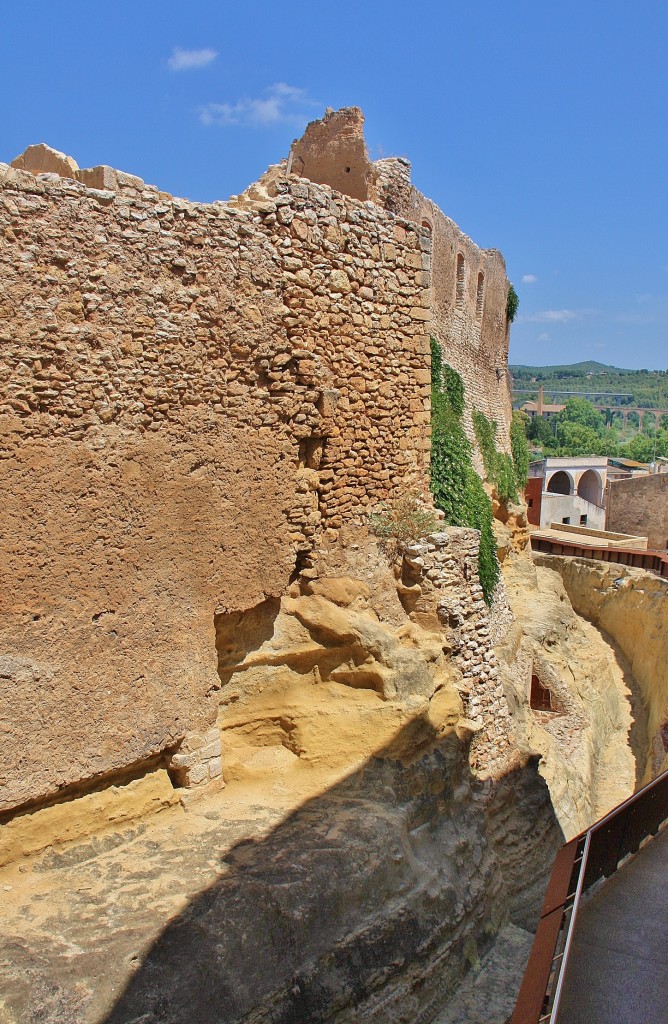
xmin=577 ymin=469 xmax=602 ymax=505
xmin=456 ymin=254 xmax=465 ymax=305
xmin=421 ymin=219 xmax=432 ymax=235
xmin=476 ymin=272 xmax=485 ymax=320
xmin=547 ymin=471 xmax=572 ymax=495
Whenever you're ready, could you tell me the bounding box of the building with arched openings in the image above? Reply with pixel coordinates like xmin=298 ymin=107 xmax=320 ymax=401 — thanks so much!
xmin=526 ymin=456 xmax=609 ymax=530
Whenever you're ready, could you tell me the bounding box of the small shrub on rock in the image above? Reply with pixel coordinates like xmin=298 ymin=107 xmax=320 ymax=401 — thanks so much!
xmin=368 ymin=493 xmax=439 ymax=555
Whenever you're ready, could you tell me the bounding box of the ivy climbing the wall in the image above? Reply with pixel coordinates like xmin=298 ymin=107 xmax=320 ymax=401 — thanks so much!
xmin=472 ymin=410 xmax=518 ymax=504
xmin=429 ymin=338 xmax=500 ymax=602
xmin=510 ymin=411 xmax=530 ymax=490
xmin=472 ymin=409 xmax=531 ymax=504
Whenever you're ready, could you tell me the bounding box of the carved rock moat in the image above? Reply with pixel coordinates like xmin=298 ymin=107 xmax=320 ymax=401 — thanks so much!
xmin=0 ymin=111 xmax=661 ymax=1023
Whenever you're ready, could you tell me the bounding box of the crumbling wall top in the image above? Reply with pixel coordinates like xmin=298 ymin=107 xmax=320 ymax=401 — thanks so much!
xmin=287 ymin=106 xmax=377 ymax=202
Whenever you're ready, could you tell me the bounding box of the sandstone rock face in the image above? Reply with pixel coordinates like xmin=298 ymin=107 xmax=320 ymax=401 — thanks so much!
xmin=214 ymin=569 xmax=463 ymax=789
xmin=0 ymin=539 xmax=567 ymax=1024
xmin=0 ymin=767 xmax=177 ymax=866
xmin=0 ymin=721 xmax=561 ymax=1024
xmin=498 ymin=555 xmax=637 ymax=837
xmin=535 ymin=555 xmax=668 ymax=780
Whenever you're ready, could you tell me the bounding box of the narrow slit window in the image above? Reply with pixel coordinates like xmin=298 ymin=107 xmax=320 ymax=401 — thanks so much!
xmin=476 ymin=271 xmax=485 ymax=320
xmin=456 ymin=254 xmax=465 ymax=305
xmin=530 ymin=675 xmax=553 ymax=712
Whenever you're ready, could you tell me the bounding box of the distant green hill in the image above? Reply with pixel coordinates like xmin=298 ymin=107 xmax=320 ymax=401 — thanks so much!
xmin=510 ymin=361 xmax=668 ymax=408
xmin=510 ymin=360 xmax=631 ymax=375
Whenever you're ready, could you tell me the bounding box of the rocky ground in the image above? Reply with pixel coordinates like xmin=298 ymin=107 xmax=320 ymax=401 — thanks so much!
xmin=0 ymin=724 xmax=560 ymax=1024
xmin=430 ymin=924 xmax=534 ymax=1024
xmin=0 ymin=554 xmax=656 ymax=1024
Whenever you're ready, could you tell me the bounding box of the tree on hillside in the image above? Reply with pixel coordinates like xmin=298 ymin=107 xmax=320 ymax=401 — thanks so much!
xmin=542 ymin=397 xmax=616 ymax=456
xmin=556 ymin=422 xmax=606 ymax=455
xmin=619 ymin=429 xmax=668 ymax=462
xmin=558 ymin=397 xmax=606 ymax=433
xmin=624 ymin=434 xmax=656 ymax=463
xmin=527 ymin=415 xmax=555 ymax=445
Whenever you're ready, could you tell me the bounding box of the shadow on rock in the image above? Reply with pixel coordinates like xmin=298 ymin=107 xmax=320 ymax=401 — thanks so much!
xmin=103 ymin=720 xmax=563 ymax=1024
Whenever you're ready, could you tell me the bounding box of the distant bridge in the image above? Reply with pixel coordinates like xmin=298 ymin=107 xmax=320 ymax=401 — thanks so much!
xmin=513 ymin=386 xmax=668 ymax=432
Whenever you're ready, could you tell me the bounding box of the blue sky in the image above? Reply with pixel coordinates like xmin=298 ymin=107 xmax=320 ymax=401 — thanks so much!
xmin=2 ymin=1 xmax=667 ymax=369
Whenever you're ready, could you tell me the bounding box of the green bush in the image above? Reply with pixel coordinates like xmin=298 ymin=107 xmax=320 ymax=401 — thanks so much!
xmin=368 ymin=493 xmax=439 ymax=553
xmin=506 ymin=284 xmax=519 ymax=324
xmin=430 ymin=339 xmax=500 ymax=602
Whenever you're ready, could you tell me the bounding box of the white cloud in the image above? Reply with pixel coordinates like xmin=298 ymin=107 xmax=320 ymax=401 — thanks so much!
xmin=521 ymin=309 xmax=579 ymax=323
xmin=538 ymin=332 xmax=549 ymax=342
xmin=200 ymin=83 xmax=318 ymax=128
xmin=521 ymin=274 xmax=537 ymax=284
xmin=168 ymin=47 xmax=218 ymax=71
xmin=615 ymin=312 xmax=659 ymax=326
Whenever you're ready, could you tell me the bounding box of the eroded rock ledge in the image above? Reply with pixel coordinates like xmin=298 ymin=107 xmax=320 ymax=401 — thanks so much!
xmin=534 ymin=555 xmax=668 ymax=781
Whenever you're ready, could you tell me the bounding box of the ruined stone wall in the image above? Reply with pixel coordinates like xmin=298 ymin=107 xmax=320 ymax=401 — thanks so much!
xmin=0 ymin=160 xmax=431 ymax=814
xmin=286 ymin=110 xmax=513 ymax=470
xmin=374 ymin=158 xmax=513 ymax=470
xmin=606 ymin=472 xmax=668 ymax=551
xmin=397 ymin=528 xmax=516 ymax=777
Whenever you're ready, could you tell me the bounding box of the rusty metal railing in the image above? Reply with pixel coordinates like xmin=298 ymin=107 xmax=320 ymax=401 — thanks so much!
xmin=530 ymin=535 xmax=668 ymax=579
xmin=511 ymin=768 xmax=668 ymax=1024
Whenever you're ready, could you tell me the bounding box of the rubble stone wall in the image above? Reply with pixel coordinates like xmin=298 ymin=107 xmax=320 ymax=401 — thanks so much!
xmin=0 ymin=159 xmax=432 ymax=813
xmin=374 ymin=158 xmax=513 ymax=470
xmin=284 ymin=110 xmax=513 ymax=468
xmin=398 ymin=527 xmax=516 ymax=777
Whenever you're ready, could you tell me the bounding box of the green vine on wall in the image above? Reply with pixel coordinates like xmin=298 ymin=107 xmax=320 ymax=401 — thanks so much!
xmin=510 ymin=411 xmax=530 ymax=490
xmin=472 ymin=409 xmax=517 ymax=504
xmin=429 ymin=338 xmax=500 ymax=603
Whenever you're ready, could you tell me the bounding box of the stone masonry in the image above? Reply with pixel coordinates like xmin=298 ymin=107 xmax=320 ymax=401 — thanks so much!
xmin=399 ymin=527 xmax=516 ymax=776
xmin=0 ymin=110 xmax=512 ymax=815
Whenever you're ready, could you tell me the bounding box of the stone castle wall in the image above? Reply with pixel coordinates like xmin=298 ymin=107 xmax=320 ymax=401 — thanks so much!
xmin=374 ymin=158 xmax=513 ymax=469
xmin=0 ymin=112 xmax=513 ymax=817
xmin=290 ymin=109 xmax=514 ymax=467
xmin=0 ymin=157 xmax=433 ymax=814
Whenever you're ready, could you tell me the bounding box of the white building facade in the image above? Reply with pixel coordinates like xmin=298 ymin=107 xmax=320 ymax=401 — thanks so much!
xmin=530 ymin=456 xmax=609 ymax=531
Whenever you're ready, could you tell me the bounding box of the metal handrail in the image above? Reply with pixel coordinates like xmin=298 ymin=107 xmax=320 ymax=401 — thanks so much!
xmin=547 ymin=832 xmax=590 ymax=1022
xmin=511 ymin=768 xmax=668 ymax=1024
